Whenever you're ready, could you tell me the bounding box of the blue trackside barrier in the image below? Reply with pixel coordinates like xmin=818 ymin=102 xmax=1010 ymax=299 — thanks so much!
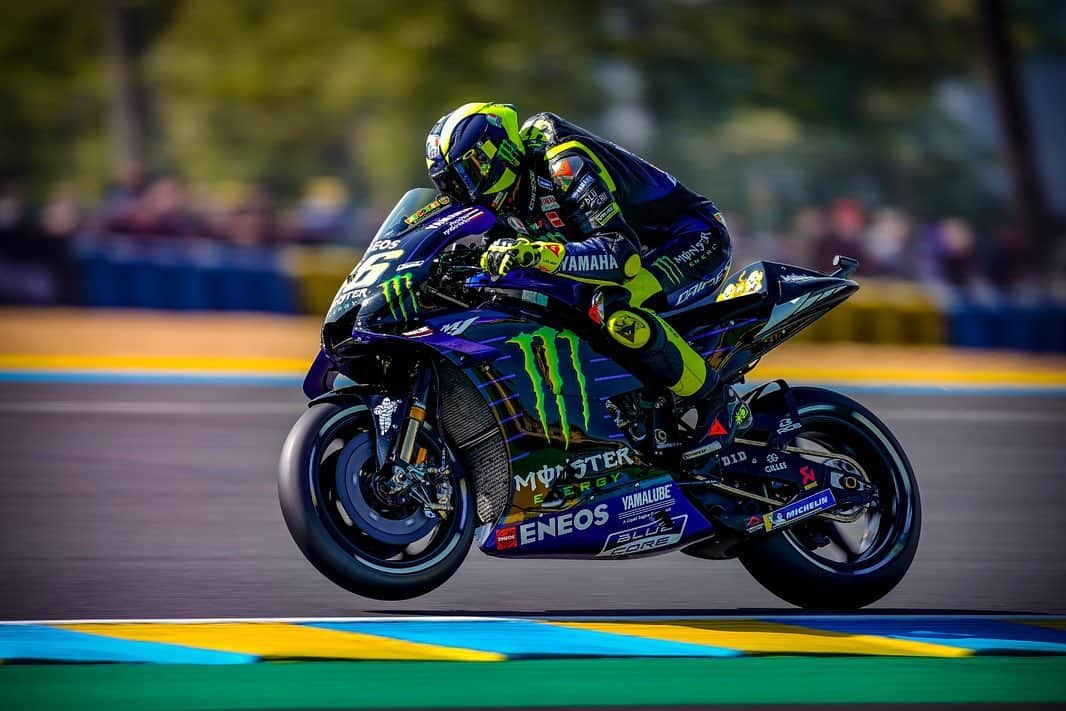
xmin=64 ymin=236 xmax=1066 ymax=352
xmin=73 ymin=236 xmax=296 ymax=314
xmin=947 ymin=299 xmax=1066 ymax=352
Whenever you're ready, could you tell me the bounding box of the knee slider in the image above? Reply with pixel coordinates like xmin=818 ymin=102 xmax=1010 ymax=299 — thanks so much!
xmin=606 ymin=309 xmax=652 ymax=349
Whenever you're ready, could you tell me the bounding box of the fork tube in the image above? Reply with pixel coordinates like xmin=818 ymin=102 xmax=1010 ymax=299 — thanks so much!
xmin=396 ymin=365 xmax=432 ymax=464
xmin=399 ymin=400 xmax=426 ymax=463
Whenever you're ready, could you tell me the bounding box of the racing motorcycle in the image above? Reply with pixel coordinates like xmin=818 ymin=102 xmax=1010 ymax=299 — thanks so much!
xmin=279 ymin=188 xmax=921 ymax=609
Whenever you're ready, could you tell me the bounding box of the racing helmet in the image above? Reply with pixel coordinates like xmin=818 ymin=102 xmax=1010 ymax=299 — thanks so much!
xmin=425 ymin=102 xmax=525 ymax=208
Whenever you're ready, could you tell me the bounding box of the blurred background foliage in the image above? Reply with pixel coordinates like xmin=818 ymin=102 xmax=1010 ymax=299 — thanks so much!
xmin=0 ymin=0 xmax=1063 ymax=234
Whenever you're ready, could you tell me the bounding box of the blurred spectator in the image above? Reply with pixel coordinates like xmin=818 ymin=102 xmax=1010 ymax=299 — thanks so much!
xmin=864 ymin=207 xmax=913 ymax=278
xmin=986 ymin=223 xmax=1038 ymax=294
xmin=224 ymin=183 xmax=279 ymax=246
xmin=293 ymin=177 xmax=353 ymax=244
xmin=785 ymin=205 xmax=827 ymax=270
xmin=99 ymin=160 xmax=148 ymax=229
xmin=40 ymin=184 xmax=84 ymax=239
xmin=811 ymin=198 xmax=869 ymax=273
xmin=1050 ymin=233 xmax=1066 ymax=301
xmin=1 ymin=171 xmax=1057 ymax=309
xmin=0 ymin=182 xmax=65 ymax=304
xmin=106 ymin=175 xmax=205 ymax=237
xmin=0 ymin=182 xmax=37 ymax=258
xmin=931 ymin=217 xmax=981 ymax=290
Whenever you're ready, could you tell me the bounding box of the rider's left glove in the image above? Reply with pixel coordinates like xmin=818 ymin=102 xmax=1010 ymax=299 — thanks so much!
xmin=480 ymin=237 xmax=565 ymax=277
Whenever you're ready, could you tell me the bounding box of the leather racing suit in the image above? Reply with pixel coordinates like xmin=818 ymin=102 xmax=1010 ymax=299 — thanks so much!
xmin=494 ymin=112 xmax=732 ymax=403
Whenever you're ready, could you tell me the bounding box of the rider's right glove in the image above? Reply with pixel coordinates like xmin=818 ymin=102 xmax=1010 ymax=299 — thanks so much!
xmin=480 ymin=237 xmax=565 ymax=277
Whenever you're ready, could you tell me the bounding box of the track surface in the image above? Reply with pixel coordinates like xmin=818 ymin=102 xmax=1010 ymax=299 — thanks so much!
xmin=1 ymin=382 xmax=1064 ymax=619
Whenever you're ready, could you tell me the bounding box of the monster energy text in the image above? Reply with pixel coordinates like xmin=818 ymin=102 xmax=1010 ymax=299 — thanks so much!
xmin=381 ymin=272 xmax=419 ymax=321
xmin=507 ymin=326 xmax=590 ymax=447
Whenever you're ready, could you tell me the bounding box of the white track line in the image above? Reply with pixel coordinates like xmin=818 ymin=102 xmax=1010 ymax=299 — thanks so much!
xmin=0 ymin=616 xmax=510 ymax=625
xmin=875 ymin=409 xmax=1066 ymax=423
xmin=0 ymin=401 xmax=301 ymax=415
xmin=1 ymin=614 xmax=1064 ymax=625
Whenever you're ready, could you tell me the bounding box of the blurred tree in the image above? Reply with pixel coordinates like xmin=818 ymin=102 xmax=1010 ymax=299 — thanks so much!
xmin=0 ymin=1 xmax=105 ymax=192
xmin=148 ymin=0 xmax=604 ymax=208
xmin=0 ymin=1 xmax=175 ymax=194
xmin=615 ymin=2 xmax=990 ymax=201
xmin=1 ymin=0 xmax=1049 ymax=243
xmin=980 ymin=0 xmax=1051 ymax=255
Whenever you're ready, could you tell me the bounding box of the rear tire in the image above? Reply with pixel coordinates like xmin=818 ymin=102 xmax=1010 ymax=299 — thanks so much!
xmin=279 ymin=400 xmax=475 ymax=600
xmin=739 ymin=387 xmax=921 ymax=609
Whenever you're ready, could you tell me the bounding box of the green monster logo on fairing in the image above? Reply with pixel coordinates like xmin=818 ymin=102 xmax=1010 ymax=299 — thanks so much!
xmin=652 ymin=256 xmax=684 ymax=285
xmin=380 ymin=272 xmax=419 ymax=321
xmin=507 ymin=326 xmax=590 ymax=448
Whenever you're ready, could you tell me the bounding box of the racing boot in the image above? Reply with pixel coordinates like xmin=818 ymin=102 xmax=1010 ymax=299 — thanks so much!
xmin=681 ymin=384 xmax=752 ymax=463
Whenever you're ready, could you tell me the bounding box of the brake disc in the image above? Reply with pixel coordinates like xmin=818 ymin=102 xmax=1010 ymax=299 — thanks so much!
xmin=334 ymin=435 xmax=436 ymax=545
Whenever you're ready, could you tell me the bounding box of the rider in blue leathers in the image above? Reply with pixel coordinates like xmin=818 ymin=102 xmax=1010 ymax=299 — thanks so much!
xmin=425 ymin=102 xmax=750 ymax=459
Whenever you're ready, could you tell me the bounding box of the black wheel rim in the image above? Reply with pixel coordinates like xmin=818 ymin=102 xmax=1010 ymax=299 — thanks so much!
xmin=782 ymin=407 xmax=916 ymax=574
xmin=307 ymin=405 xmax=470 ymax=574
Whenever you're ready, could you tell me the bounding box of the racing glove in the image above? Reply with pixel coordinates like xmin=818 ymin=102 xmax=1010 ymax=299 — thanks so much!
xmin=480 ymin=237 xmax=565 ymax=277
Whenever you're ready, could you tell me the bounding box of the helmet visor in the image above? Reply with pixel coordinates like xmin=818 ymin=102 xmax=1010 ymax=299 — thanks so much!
xmin=430 ymin=145 xmax=494 ymax=202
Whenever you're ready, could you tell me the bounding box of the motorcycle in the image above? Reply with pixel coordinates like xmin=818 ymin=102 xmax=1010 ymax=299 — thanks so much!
xmin=278 ymin=188 xmax=921 ymax=609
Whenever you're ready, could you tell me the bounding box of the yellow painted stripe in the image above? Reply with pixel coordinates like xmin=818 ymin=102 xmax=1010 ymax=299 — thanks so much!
xmin=752 ymin=365 xmax=1066 ymax=388
xmin=0 ymin=354 xmax=306 ymax=374
xmin=59 ymin=622 xmax=502 ymax=662
xmin=0 ymin=354 xmax=1061 ymax=388
xmin=551 ymin=620 xmax=970 ymax=657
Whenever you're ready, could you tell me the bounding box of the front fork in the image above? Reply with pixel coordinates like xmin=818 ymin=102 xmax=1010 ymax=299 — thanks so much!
xmin=365 ymin=365 xmax=432 ymax=469
xmin=396 ymin=371 xmax=430 ymax=466
xmin=367 ymin=364 xmax=454 ymax=518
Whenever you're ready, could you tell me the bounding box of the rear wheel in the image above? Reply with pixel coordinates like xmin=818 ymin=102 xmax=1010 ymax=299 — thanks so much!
xmin=278 ymin=399 xmax=475 ymax=600
xmin=739 ymin=387 xmax=921 ymax=609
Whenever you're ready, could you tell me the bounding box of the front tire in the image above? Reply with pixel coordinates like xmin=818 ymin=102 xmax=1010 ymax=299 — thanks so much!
xmin=739 ymin=387 xmax=921 ymax=609
xmin=279 ymin=400 xmax=475 ymax=600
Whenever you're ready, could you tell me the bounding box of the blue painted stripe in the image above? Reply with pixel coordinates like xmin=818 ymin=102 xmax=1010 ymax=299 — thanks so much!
xmin=772 ymin=618 xmax=1066 ymax=654
xmin=812 ymin=384 xmax=1066 ymax=397
xmin=478 ymin=374 xmax=517 ymax=389
xmin=594 ymin=373 xmax=636 ymax=383
xmin=0 ymin=625 xmax=254 ymax=664
xmin=487 ymin=393 xmax=519 ymax=408
xmin=306 ymin=620 xmax=738 ymax=658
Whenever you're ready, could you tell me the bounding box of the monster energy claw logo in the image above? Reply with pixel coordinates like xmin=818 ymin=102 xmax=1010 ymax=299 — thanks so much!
xmin=652 ymin=256 xmax=684 ymax=285
xmin=381 ymin=272 xmax=419 ymax=321
xmin=508 ymin=326 xmax=590 ymax=448
xmin=497 ymin=138 xmax=522 ymax=167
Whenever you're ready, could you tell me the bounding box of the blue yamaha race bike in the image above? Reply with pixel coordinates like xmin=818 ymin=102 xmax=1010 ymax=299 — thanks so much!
xmin=279 ymin=188 xmax=921 ymax=608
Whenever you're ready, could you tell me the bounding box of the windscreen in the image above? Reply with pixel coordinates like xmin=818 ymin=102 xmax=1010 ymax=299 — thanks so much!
xmin=368 ymin=188 xmax=443 ymax=242
xmin=325 ymin=189 xmax=493 ymax=324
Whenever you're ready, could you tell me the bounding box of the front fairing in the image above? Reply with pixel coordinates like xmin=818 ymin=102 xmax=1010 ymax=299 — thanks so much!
xmin=325 ymin=188 xmax=495 ymax=327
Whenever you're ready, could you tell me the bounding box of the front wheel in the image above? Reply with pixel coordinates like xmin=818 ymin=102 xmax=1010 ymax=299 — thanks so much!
xmin=278 ymin=399 xmax=475 ymax=600
xmin=739 ymin=387 xmax=921 ymax=609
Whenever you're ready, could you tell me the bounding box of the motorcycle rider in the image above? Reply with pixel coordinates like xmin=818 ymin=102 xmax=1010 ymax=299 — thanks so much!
xmin=425 ymin=102 xmax=750 ymax=460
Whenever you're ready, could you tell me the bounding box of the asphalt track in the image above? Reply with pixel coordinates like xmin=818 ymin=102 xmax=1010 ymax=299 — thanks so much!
xmin=1 ymin=382 xmax=1064 ymax=619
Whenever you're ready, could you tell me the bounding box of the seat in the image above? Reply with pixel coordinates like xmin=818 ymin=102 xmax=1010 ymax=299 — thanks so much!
xmin=662 ymin=291 xmax=768 ymax=335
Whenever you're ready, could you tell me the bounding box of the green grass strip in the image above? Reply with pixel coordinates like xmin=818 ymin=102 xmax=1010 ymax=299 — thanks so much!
xmin=2 ymin=657 xmax=1066 ymax=710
